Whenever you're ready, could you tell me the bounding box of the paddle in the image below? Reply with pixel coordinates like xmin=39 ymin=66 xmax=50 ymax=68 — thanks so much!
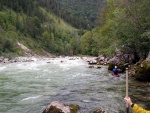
xmin=126 ymin=68 xmax=129 ymax=113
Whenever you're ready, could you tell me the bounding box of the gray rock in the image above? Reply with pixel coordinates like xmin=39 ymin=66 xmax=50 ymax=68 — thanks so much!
xmin=0 ymin=57 xmax=4 ymax=62
xmin=42 ymin=101 xmax=70 ymax=113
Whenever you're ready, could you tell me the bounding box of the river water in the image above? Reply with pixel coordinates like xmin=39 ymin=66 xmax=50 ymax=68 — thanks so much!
xmin=0 ymin=57 xmax=147 ymax=113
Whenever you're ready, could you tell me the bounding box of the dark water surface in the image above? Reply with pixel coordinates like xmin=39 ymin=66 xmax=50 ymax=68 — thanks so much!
xmin=0 ymin=57 xmax=149 ymax=113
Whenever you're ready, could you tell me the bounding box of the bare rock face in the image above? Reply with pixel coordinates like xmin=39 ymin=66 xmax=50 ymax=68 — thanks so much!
xmin=17 ymin=42 xmax=34 ymax=57
xmin=107 ymin=51 xmax=135 ymax=73
xmin=107 ymin=52 xmax=135 ymax=65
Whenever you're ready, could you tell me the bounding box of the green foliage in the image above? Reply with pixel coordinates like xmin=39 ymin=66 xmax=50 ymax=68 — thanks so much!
xmin=0 ymin=0 xmax=81 ymax=56
xmin=114 ymin=0 xmax=150 ymax=59
xmin=80 ymin=0 xmax=150 ymax=58
xmin=135 ymin=61 xmax=150 ymax=81
xmin=0 ymin=0 xmax=149 ymax=58
xmin=0 ymin=29 xmax=23 ymax=57
xmin=38 ymin=0 xmax=106 ymax=30
xmin=69 ymin=104 xmax=80 ymax=113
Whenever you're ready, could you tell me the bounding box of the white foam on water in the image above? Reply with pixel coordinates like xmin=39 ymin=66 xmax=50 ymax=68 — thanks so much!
xmin=71 ymin=73 xmax=92 ymax=78
xmin=0 ymin=66 xmax=6 ymax=71
xmin=47 ymin=79 xmax=51 ymax=81
xmin=82 ymin=100 xmax=91 ymax=103
xmin=16 ymin=62 xmax=39 ymax=70
xmin=57 ymin=60 xmax=87 ymax=72
xmin=21 ymin=95 xmax=42 ymax=101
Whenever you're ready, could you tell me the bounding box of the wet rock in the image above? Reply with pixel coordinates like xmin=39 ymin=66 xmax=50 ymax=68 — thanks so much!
xmin=9 ymin=59 xmax=16 ymax=63
xmin=88 ymin=60 xmax=97 ymax=65
xmin=95 ymin=55 xmax=108 ymax=65
xmin=42 ymin=101 xmax=79 ymax=113
xmin=88 ymin=65 xmax=101 ymax=69
xmin=93 ymin=108 xmax=107 ymax=113
xmin=3 ymin=58 xmax=9 ymax=63
xmin=88 ymin=65 xmax=95 ymax=68
xmin=69 ymin=57 xmax=77 ymax=60
xmin=0 ymin=57 xmax=4 ymax=62
xmin=134 ymin=61 xmax=150 ymax=81
xmin=42 ymin=101 xmax=70 ymax=113
xmin=95 ymin=65 xmax=101 ymax=69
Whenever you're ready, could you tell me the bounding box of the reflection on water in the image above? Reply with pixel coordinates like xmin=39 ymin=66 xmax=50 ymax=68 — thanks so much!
xmin=0 ymin=57 xmax=149 ymax=113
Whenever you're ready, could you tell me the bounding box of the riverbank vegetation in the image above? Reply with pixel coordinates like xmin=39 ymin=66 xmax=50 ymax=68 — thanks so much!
xmin=81 ymin=0 xmax=150 ymax=60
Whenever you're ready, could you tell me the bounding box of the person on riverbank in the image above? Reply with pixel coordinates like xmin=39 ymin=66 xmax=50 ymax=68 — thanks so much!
xmin=112 ymin=66 xmax=120 ymax=77
xmin=124 ymin=96 xmax=150 ymax=113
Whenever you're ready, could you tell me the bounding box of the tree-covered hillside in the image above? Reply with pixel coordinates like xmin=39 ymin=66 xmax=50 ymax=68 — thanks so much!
xmin=0 ymin=0 xmax=149 ymax=60
xmin=37 ymin=0 xmax=106 ymax=30
xmin=56 ymin=0 xmax=106 ymax=29
xmin=80 ymin=0 xmax=150 ymax=60
xmin=0 ymin=0 xmax=82 ymax=57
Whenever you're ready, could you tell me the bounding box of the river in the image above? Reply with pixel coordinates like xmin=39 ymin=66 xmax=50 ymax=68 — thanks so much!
xmin=0 ymin=57 xmax=149 ymax=113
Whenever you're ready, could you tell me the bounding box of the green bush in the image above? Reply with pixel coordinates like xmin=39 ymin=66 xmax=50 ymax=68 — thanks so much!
xmin=135 ymin=61 xmax=150 ymax=81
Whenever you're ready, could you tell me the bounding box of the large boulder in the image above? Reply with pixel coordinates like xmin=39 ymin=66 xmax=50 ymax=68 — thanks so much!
xmin=107 ymin=51 xmax=135 ymax=73
xmin=134 ymin=61 xmax=150 ymax=81
xmin=107 ymin=51 xmax=135 ymax=65
xmin=42 ymin=101 xmax=79 ymax=113
xmin=96 ymin=55 xmax=109 ymax=65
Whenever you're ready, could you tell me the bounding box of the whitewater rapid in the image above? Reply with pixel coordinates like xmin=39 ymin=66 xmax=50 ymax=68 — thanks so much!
xmin=0 ymin=57 xmax=127 ymax=113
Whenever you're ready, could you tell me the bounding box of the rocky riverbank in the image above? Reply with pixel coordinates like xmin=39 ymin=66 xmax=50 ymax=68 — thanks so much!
xmin=1 ymin=49 xmax=150 ymax=82
xmin=0 ymin=56 xmax=52 ymax=63
xmin=82 ymin=51 xmax=150 ymax=82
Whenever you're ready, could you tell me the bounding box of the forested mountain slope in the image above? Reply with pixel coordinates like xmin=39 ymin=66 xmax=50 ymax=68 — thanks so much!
xmin=56 ymin=0 xmax=106 ymax=29
xmin=0 ymin=0 xmax=149 ymax=60
xmin=38 ymin=0 xmax=105 ymax=30
xmin=80 ymin=0 xmax=150 ymax=60
xmin=0 ymin=0 xmax=82 ymax=57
